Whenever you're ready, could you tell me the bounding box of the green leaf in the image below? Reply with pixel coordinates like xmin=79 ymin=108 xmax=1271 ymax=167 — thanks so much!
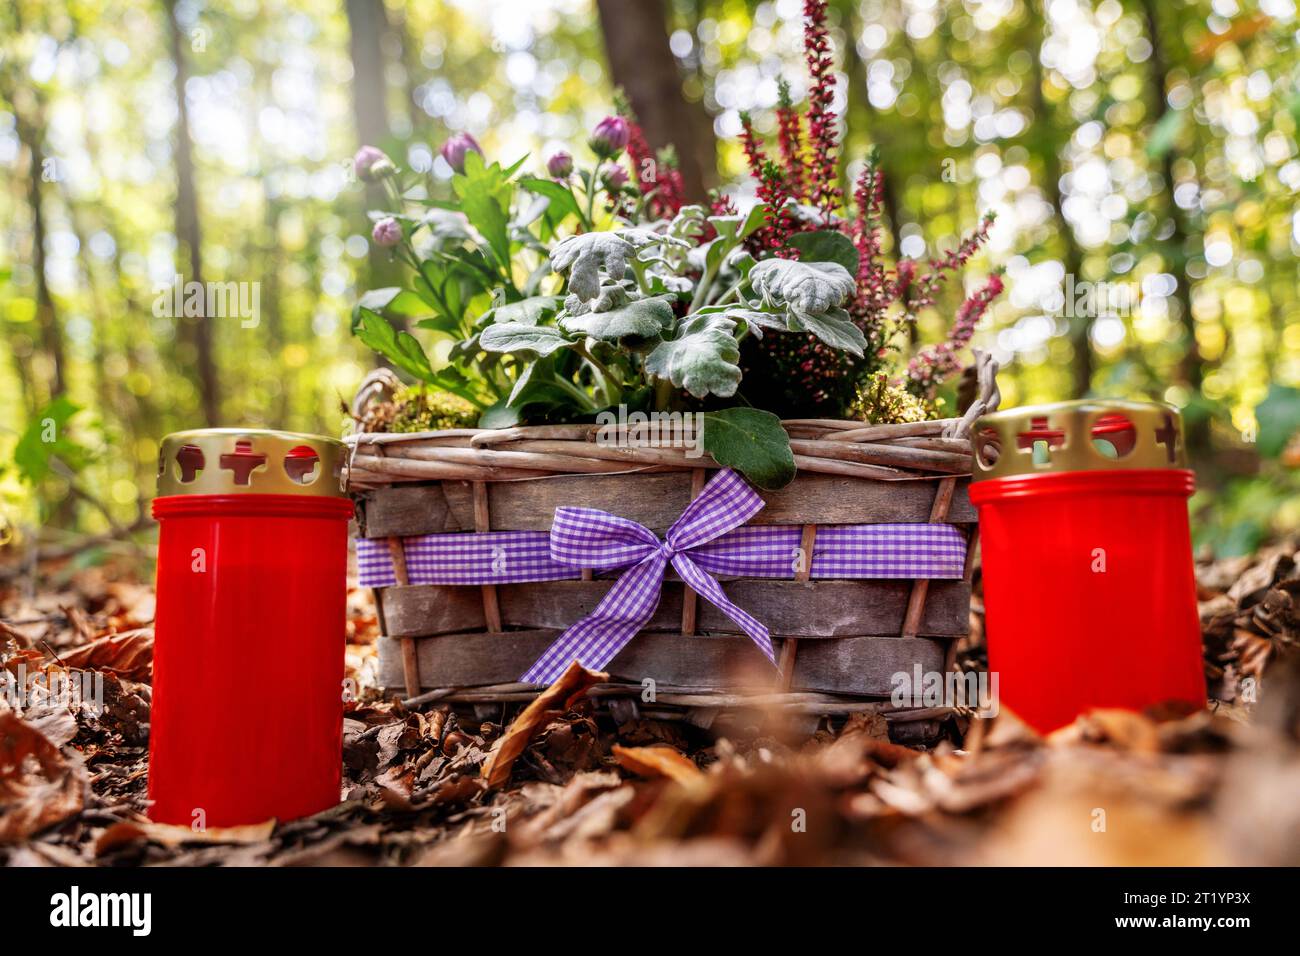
xmin=352 ymin=287 xmax=431 ymax=333
xmin=788 ymin=306 xmax=867 ymax=356
xmin=518 ymin=177 xmax=582 ymax=225
xmin=355 ymin=308 xmax=435 ymax=383
xmin=701 ymin=407 xmax=795 ymax=490
xmin=789 ymin=230 xmax=861 ymax=274
xmin=451 ymin=152 xmax=514 ymax=272
xmin=559 ymin=296 xmax=674 ymax=345
xmin=643 ymin=313 xmax=742 ymax=398
xmin=707 ymin=203 xmax=768 ymax=243
xmin=415 ymin=314 xmax=465 ymax=335
xmin=478 ymin=398 xmax=525 ymax=429
xmin=14 ymin=397 xmax=90 ymax=485
xmin=479 ymin=322 xmax=574 ymax=357
xmin=490 ymin=294 xmax=563 ymax=326
xmin=506 ymin=358 xmax=585 ymax=411
xmin=1255 ymin=385 xmax=1300 ymax=458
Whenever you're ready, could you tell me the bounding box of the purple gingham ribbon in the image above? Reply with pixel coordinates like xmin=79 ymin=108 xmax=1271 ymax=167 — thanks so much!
xmin=356 ymin=523 xmax=968 ymax=587
xmin=520 ymin=469 xmax=773 ymax=684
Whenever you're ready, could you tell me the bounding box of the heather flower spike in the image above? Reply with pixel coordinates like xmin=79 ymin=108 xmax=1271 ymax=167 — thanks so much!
xmin=802 ymin=0 xmax=841 ymax=218
xmin=440 ymin=132 xmax=482 ymax=174
xmin=616 ymin=92 xmax=687 ymax=217
xmin=775 ymin=78 xmax=807 ymax=201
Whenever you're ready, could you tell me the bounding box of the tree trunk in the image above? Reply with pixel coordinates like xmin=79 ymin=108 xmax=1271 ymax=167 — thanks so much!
xmin=14 ymin=98 xmax=65 ymax=404
xmin=1140 ymin=0 xmax=1208 ymax=453
xmin=164 ymin=0 xmax=219 ymax=426
xmin=6 ymin=3 xmax=65 ymax=404
xmin=1030 ymin=2 xmax=1090 ymax=398
xmin=595 ymin=0 xmax=716 ymax=201
xmin=345 ymin=0 xmax=401 ymax=358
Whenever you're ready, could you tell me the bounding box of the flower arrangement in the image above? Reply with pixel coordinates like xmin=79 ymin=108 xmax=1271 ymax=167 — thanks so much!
xmin=348 ymin=0 xmax=1000 ymax=488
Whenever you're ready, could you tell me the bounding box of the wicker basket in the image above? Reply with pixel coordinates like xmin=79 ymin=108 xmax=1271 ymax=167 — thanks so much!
xmin=347 ymin=356 xmax=999 ymax=735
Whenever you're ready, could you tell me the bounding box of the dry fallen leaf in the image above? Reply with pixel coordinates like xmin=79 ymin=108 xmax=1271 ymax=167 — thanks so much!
xmin=481 ymin=661 xmax=607 ymax=789
xmin=612 ymin=744 xmax=704 ymax=784
xmin=0 ymin=711 xmax=85 ymax=844
xmin=58 ymin=629 xmax=154 ymax=682
xmin=94 ymin=817 xmax=277 ymax=855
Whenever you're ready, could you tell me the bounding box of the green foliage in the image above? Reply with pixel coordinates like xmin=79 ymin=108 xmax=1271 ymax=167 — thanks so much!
xmin=1254 ymin=385 xmax=1300 ymax=459
xmin=4 ymin=0 xmax=1298 ymax=532
xmin=13 ymin=397 xmax=93 ymax=485
xmin=350 ymin=132 xmax=869 ymax=487
xmin=787 ymin=230 xmax=860 ymax=274
xmin=1193 ymin=471 xmax=1300 ymax=558
xmin=700 ymin=408 xmax=796 ymax=490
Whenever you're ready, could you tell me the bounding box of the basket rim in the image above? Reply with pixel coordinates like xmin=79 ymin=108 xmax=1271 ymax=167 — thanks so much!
xmin=342 ymin=417 xmax=978 ymax=487
xmin=344 ymin=347 xmax=1002 ymax=486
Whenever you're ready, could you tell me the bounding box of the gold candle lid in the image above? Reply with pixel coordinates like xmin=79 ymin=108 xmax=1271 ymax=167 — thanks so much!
xmin=157 ymin=428 xmax=347 ymax=498
xmin=971 ymin=399 xmax=1188 ymax=481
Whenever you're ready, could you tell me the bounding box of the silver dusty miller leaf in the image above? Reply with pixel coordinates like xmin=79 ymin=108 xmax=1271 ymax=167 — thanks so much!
xmin=749 ymin=258 xmax=856 ymax=316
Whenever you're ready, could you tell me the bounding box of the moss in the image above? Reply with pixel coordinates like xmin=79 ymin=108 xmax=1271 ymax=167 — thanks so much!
xmin=361 ymin=387 xmax=478 ymax=433
xmin=848 ymin=372 xmax=935 ymax=425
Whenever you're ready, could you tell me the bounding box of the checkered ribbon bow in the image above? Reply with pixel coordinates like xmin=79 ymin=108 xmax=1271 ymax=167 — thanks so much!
xmin=520 ymin=469 xmax=774 ymax=684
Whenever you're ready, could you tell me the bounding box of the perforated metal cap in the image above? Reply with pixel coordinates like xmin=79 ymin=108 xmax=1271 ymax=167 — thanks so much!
xmin=971 ymin=400 xmax=1188 ymax=481
xmin=157 ymin=429 xmax=347 ymax=498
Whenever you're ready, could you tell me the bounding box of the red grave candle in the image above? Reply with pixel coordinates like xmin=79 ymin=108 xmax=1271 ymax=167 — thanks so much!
xmin=969 ymin=401 xmax=1206 ymax=734
xmin=149 ymin=429 xmax=352 ymax=827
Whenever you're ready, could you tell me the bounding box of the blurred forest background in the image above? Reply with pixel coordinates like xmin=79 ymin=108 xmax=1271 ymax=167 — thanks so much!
xmin=1 ymin=0 xmax=1299 ymax=561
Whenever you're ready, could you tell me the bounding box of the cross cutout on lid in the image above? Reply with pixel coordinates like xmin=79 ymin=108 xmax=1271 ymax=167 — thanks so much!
xmin=1154 ymin=413 xmax=1179 ymax=463
xmin=219 ymin=439 xmax=267 ymax=485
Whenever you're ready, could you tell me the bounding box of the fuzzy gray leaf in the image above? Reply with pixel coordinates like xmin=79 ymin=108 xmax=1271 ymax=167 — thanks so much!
xmin=550 ymin=232 xmax=636 ymax=301
xmin=644 ymin=313 xmax=742 ymax=398
xmin=479 ymin=322 xmax=573 ymax=357
xmin=559 ymin=295 xmax=674 ymax=344
xmin=749 ymin=258 xmax=856 ymax=315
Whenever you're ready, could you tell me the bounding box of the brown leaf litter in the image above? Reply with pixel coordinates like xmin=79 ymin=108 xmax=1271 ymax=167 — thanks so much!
xmin=0 ymin=544 xmax=1298 ymax=866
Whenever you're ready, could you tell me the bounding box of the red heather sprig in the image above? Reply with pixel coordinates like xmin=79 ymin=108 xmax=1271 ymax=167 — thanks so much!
xmin=740 ymin=113 xmax=798 ymax=256
xmin=907 ymin=271 xmax=1004 ymax=393
xmin=619 ymin=105 xmax=685 ymax=218
xmin=739 ymin=110 xmax=768 ymax=181
xmin=775 ymin=78 xmax=807 ymax=203
xmin=652 ymin=146 xmax=688 ymax=215
xmin=709 ymin=190 xmax=737 ymax=218
xmin=803 ymin=0 xmax=841 ymax=220
xmin=849 ymin=155 xmax=889 ymax=321
xmin=908 ymin=212 xmax=997 ymax=311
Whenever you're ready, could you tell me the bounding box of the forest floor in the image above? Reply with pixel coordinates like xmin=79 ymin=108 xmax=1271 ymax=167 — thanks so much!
xmin=1 ymin=541 xmax=1298 ymax=867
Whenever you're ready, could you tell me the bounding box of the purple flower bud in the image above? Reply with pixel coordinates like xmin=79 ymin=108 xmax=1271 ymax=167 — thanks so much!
xmin=372 ymin=217 xmax=402 ymax=248
xmin=546 ymin=150 xmax=574 ymax=179
xmin=354 ymin=145 xmax=394 ymax=182
xmin=599 ymin=161 xmax=629 ymax=190
xmin=588 ymin=115 xmax=629 ymax=158
xmin=440 ymin=132 xmax=482 ymax=174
